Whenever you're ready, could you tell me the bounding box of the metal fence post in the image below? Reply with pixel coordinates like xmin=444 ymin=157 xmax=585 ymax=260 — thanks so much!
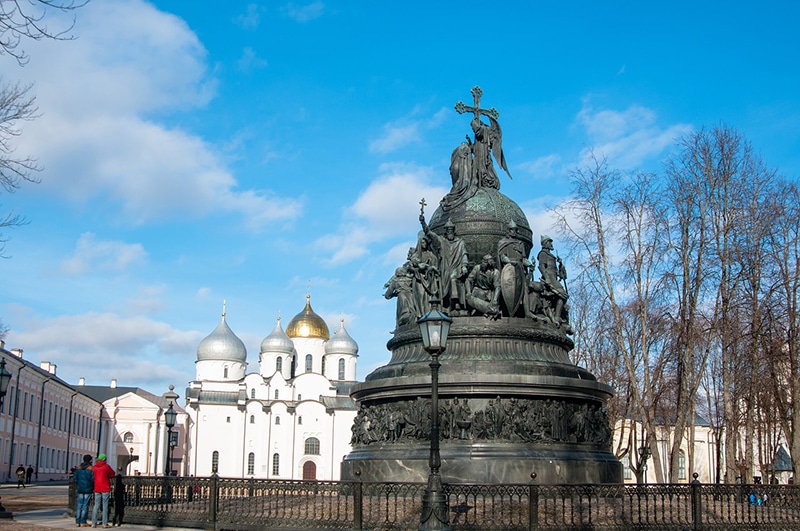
xmin=691 ymin=473 xmax=702 ymax=531
xmin=353 ymin=471 xmax=363 ymax=531
xmin=209 ymin=473 xmax=219 ymax=529
xmin=529 ymin=472 xmax=538 ymax=531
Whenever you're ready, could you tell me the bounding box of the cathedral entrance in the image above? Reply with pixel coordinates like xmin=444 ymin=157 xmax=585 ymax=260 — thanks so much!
xmin=302 ymin=461 xmax=317 ymax=480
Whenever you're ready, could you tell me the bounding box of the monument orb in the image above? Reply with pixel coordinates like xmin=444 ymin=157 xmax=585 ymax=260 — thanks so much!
xmin=343 ymin=87 xmax=622 ymax=485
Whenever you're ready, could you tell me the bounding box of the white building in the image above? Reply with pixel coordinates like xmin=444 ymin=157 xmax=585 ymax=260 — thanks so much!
xmin=78 ymin=382 xmax=188 ymax=477
xmin=185 ymin=296 xmax=359 ymax=480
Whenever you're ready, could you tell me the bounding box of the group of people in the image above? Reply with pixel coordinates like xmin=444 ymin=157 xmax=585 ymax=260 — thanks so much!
xmin=14 ymin=464 xmax=34 ymax=487
xmin=73 ymin=453 xmax=125 ymax=528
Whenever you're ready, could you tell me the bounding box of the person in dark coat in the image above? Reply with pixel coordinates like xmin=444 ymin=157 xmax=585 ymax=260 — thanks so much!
xmin=112 ymin=469 xmax=125 ymax=526
xmin=25 ymin=465 xmax=33 ymax=484
xmin=73 ymin=455 xmax=94 ymax=527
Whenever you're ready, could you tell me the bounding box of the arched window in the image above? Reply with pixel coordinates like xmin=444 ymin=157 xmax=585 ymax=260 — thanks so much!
xmin=275 ymin=416 xmax=280 ymax=425
xmin=250 ymin=388 xmax=255 ymax=399
xmin=678 ymin=450 xmax=686 ymax=480
xmin=321 ymin=356 xmax=326 ymax=376
xmin=212 ymin=451 xmax=219 ymax=474
xmin=247 ymin=453 xmax=255 ymax=475
xmin=338 ymin=358 xmax=345 ymax=380
xmin=123 ymin=432 xmax=134 ymax=444
xmin=272 ymin=453 xmax=280 ymax=475
xmin=304 ymin=437 xmax=320 ymax=455
xmin=249 ymin=415 xmax=255 ymax=424
xmin=223 ymin=367 xmax=229 ymax=378
xmin=276 ymin=356 xmax=283 ymax=372
xmin=274 ymin=389 xmax=279 ymax=400
xmin=305 ymin=354 xmax=313 ymax=372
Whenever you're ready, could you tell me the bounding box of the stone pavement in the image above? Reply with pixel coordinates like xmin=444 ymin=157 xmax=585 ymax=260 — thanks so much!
xmin=1 ymin=483 xmax=186 ymax=531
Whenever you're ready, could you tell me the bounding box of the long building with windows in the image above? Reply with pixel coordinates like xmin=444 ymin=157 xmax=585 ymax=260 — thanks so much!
xmin=0 ymin=341 xmax=102 ymax=484
xmin=184 ymin=296 xmax=359 ymax=480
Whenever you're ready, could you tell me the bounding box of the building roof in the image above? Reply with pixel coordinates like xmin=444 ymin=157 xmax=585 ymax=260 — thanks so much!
xmin=79 ymin=385 xmax=185 ymax=412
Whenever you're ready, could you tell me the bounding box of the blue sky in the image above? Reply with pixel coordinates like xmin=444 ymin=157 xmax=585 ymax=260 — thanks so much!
xmin=1 ymin=1 xmax=799 ymax=395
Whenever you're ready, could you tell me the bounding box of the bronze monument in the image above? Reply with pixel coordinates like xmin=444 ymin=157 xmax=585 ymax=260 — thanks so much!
xmin=344 ymin=87 xmax=621 ymax=484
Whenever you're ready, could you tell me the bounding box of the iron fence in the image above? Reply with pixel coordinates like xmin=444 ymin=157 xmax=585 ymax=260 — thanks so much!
xmin=68 ymin=475 xmax=800 ymax=530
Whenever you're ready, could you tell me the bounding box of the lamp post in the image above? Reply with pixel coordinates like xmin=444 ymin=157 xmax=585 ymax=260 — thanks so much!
xmin=0 ymin=358 xmax=11 ymax=413
xmin=0 ymin=357 xmax=12 ymax=518
xmin=638 ymin=445 xmax=652 ymax=484
xmin=164 ymin=402 xmax=177 ymax=476
xmin=417 ymin=298 xmax=452 ymax=531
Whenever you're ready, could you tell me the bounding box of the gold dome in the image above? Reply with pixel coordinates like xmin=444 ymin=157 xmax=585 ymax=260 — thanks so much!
xmin=286 ymin=295 xmax=330 ymax=340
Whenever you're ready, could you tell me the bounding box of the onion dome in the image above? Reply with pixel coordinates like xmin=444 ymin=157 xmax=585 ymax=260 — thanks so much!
xmin=286 ymin=295 xmax=330 ymax=340
xmin=260 ymin=318 xmax=295 ymax=354
xmin=325 ymin=319 xmax=359 ymax=356
xmin=197 ymin=310 xmax=247 ymax=362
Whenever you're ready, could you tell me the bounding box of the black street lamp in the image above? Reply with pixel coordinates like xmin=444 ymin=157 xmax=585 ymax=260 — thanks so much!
xmin=164 ymin=402 xmax=177 ymax=476
xmin=0 ymin=358 xmax=12 ymax=517
xmin=638 ymin=445 xmax=652 ymax=484
xmin=417 ymin=298 xmax=452 ymax=531
xmin=0 ymin=358 xmax=11 ymax=412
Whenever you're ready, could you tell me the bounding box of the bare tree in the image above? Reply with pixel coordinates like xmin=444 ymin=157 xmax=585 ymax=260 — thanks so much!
xmin=0 ymin=78 xmax=39 ymax=256
xmin=555 ymin=153 xmax=671 ymax=482
xmin=0 ymin=0 xmax=87 ymax=65
xmin=762 ymin=181 xmax=800 ymax=480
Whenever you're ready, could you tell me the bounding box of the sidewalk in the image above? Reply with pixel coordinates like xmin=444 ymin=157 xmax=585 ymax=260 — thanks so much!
xmin=12 ymin=508 xmax=190 ymax=531
xmin=1 ymin=483 xmax=187 ymax=531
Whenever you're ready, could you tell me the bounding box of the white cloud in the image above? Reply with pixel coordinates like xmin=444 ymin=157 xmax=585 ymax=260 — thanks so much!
xmin=575 ymin=100 xmax=693 ymax=169
xmin=235 ymin=4 xmax=262 ymax=29
xmin=315 ymin=164 xmax=447 ymax=266
xmin=369 ymin=107 xmax=450 ymax=154
xmin=517 ymin=153 xmax=563 ymax=180
xmin=11 ymin=0 xmax=300 ymax=230
xmin=237 ymin=46 xmax=268 ymax=72
xmin=5 ymin=309 xmax=202 ymax=390
xmin=60 ymin=232 xmax=147 ymax=276
xmin=284 ymin=2 xmax=325 ymax=23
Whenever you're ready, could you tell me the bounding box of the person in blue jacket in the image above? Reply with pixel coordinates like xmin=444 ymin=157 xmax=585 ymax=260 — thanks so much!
xmin=73 ymin=454 xmax=94 ymax=527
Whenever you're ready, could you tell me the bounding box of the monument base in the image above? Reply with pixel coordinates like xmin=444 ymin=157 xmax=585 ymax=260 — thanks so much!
xmin=342 ymin=441 xmax=622 ymax=484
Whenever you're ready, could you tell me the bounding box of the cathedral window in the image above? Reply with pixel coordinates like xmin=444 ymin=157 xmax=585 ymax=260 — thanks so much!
xmin=304 ymin=437 xmax=320 ymax=455
xmin=212 ymin=451 xmax=219 ymax=474
xmin=622 ymin=454 xmax=632 ymax=480
xmin=298 ymin=416 xmax=303 ymax=425
xmin=276 ymin=356 xmax=282 ymax=372
xmin=123 ymin=432 xmax=134 ymax=443
xmin=338 ymin=358 xmax=345 ymax=380
xmin=226 ymin=417 xmax=231 ymax=423
xmin=305 ymin=354 xmax=313 ymax=372
xmin=678 ymin=450 xmax=686 ymax=480
xmin=275 ymin=416 xmax=280 ymax=425
xmin=250 ymin=389 xmax=255 ymax=399
xmin=321 ymin=356 xmax=326 ymax=375
xmin=250 ymin=415 xmax=255 ymax=424
xmin=247 ymin=453 xmax=255 ymax=475
xmin=272 ymin=453 xmax=280 ymax=475
xmin=224 ymin=367 xmax=229 ymax=378
xmin=274 ymin=389 xmax=279 ymax=399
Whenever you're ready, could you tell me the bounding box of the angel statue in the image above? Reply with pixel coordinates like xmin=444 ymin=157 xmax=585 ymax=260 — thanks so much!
xmin=442 ymin=86 xmax=511 ymax=211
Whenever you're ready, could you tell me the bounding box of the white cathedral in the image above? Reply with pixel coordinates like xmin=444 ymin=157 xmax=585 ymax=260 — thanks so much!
xmin=184 ymin=295 xmax=359 ymax=480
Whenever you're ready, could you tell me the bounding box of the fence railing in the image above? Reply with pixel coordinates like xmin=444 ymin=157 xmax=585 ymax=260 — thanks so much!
xmin=68 ymin=475 xmax=800 ymax=530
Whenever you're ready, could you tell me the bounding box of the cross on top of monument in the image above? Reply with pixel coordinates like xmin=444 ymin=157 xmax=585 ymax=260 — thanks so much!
xmin=454 ymin=85 xmax=499 ymax=120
